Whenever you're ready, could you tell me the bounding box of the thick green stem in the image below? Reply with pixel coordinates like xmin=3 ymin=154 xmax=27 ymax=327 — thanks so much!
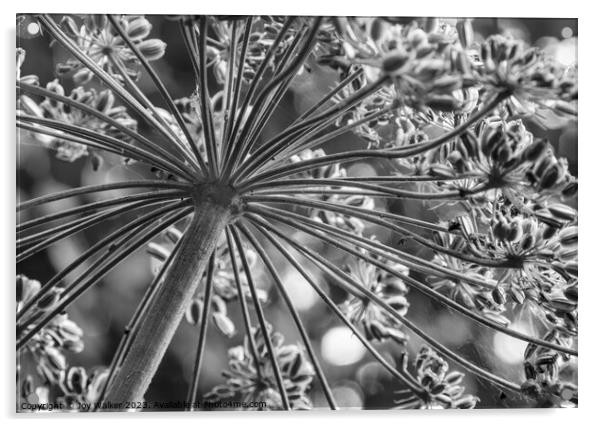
xmin=101 ymin=197 xmax=232 ymax=407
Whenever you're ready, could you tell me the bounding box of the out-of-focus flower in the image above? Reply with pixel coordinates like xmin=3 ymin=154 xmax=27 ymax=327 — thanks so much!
xmin=342 ymin=248 xmax=410 ymax=344
xmin=205 ymin=325 xmax=315 ymax=410
xmin=18 ymin=79 xmax=136 ymax=164
xmin=476 ymin=34 xmax=577 ymax=122
xmin=17 ymin=275 xmax=86 ymax=401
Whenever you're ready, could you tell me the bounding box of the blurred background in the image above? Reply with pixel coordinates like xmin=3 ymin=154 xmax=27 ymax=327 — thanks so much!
xmin=17 ymin=16 xmax=577 ymax=410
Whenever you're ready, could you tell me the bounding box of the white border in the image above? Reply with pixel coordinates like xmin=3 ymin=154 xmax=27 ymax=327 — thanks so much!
xmin=2 ymin=1 xmax=598 ymax=426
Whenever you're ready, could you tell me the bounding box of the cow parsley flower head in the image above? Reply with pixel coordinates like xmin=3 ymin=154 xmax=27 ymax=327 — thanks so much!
xmin=56 ymin=15 xmax=166 ymax=83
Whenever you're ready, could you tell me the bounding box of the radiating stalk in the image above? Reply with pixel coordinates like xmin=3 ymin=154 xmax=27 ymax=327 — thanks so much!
xmin=235 ymin=223 xmax=338 ymax=410
xmin=221 ymin=17 xmax=296 ymax=178
xmin=243 ymin=178 xmax=467 ymax=200
xmin=247 ymin=206 xmax=577 ymax=356
xmin=17 ymin=199 xmax=167 ymax=251
xmin=246 ymin=201 xmax=496 ymax=290
xmin=17 ymin=180 xmax=192 ymax=212
xmin=38 ymin=15 xmax=200 ymax=168
xmin=17 ymin=81 xmax=199 ymax=180
xmin=17 ymin=117 xmax=190 ymax=180
xmin=17 ymin=190 xmax=186 ymax=233
xmin=225 ymin=229 xmax=263 ymax=378
xmin=107 ymin=14 xmax=208 ymax=176
xmin=186 ymin=253 xmax=216 ymax=409
xmin=245 ymin=213 xmax=522 ymax=392
xmin=239 ymin=92 xmax=508 ymax=185
xmin=245 ymin=218 xmax=427 ymax=398
xmin=16 ymin=200 xmax=191 ymax=323
xmin=231 ymin=76 xmax=388 ymax=182
xmin=230 ymin=226 xmax=291 ymax=410
xmin=196 ymin=16 xmax=219 ymax=178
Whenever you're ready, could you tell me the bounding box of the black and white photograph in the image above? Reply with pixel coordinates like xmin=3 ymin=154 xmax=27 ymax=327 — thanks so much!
xmin=14 ymin=8 xmax=580 ymax=415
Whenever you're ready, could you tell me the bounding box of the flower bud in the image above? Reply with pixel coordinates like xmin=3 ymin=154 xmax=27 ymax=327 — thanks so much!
xmin=37 ymin=288 xmax=61 ymax=311
xmin=73 ymin=68 xmax=93 ymax=85
xmin=426 ymin=94 xmax=462 ymax=112
xmin=564 ymin=285 xmax=578 ymax=302
xmin=137 ymin=39 xmax=166 ymax=61
xmin=563 ymin=261 xmax=578 ymax=277
xmin=147 ymin=242 xmax=170 ymax=262
xmin=66 ymin=366 xmax=87 ymax=395
xmin=59 ymin=16 xmax=80 ymax=38
xmin=492 ymin=287 xmax=506 ymax=305
xmin=519 ymin=234 xmax=535 ymax=251
xmin=522 ymin=140 xmax=547 ymax=162
xmin=17 ymin=275 xmax=40 ymax=305
xmin=548 ymin=204 xmax=577 ymax=222
xmin=510 ymin=287 xmax=526 ymax=304
xmin=558 ymin=226 xmax=578 ymax=247
xmin=547 ymin=298 xmax=577 ymax=313
xmin=459 ymin=131 xmax=479 ymax=158
xmin=126 ymin=17 xmax=152 ymax=40
xmin=408 ymin=29 xmax=428 ymax=48
xmin=432 ymin=75 xmax=463 ymax=93
xmin=382 ymin=50 xmax=409 ymax=74
xmin=561 ymin=180 xmax=578 ymax=199
xmin=454 ymin=395 xmax=478 ymax=409
xmin=557 ymin=246 xmax=577 ymax=262
xmin=154 ymin=227 xmax=177 ymax=247
xmin=95 ymin=89 xmax=114 ymax=113
xmin=456 ymin=19 xmax=474 ymax=48
xmin=186 ymin=298 xmax=203 ymax=325
xmin=213 ymin=312 xmax=236 ymax=337
xmin=539 ymin=163 xmax=562 ymax=189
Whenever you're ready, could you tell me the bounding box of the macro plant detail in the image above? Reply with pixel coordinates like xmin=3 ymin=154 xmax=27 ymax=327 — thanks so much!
xmin=16 ymin=14 xmax=577 ymax=411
